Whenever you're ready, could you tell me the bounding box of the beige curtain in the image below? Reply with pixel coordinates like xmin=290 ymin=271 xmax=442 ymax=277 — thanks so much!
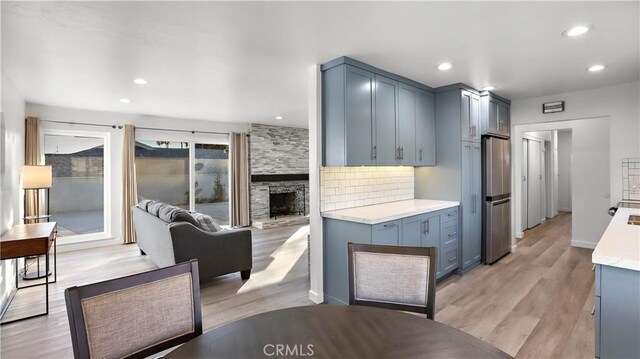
xmin=122 ymin=124 xmax=138 ymax=243
xmin=229 ymin=132 xmax=250 ymax=227
xmin=24 ymin=116 xmax=42 ymax=218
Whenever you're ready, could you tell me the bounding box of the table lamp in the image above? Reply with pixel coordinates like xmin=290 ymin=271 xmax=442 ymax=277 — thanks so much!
xmin=22 ymin=165 xmax=52 ymax=223
xmin=22 ymin=165 xmax=53 ymax=280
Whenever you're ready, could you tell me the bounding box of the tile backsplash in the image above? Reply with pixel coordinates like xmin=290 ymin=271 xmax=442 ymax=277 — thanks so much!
xmin=320 ymin=167 xmax=414 ymax=212
xmin=623 ymin=158 xmax=640 ymax=201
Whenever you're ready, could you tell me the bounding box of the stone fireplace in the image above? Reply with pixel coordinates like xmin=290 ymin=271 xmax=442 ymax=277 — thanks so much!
xmin=249 ymin=124 xmax=309 ymax=228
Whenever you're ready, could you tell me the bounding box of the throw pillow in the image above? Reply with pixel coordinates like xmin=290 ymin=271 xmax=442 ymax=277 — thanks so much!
xmin=137 ymin=199 xmax=153 ymax=211
xmin=191 ymin=213 xmax=222 ymax=232
xmin=147 ymin=201 xmax=164 ymax=216
xmin=157 ymin=204 xmax=179 ymax=222
xmin=158 ymin=205 xmax=202 ymax=229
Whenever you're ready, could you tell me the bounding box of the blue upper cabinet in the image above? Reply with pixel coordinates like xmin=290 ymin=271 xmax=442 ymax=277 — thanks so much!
xmin=461 ymin=90 xmax=481 ymax=143
xmin=375 ymin=75 xmax=399 ymax=166
xmin=345 ymin=66 xmax=375 ymax=166
xmin=415 ymin=89 xmax=436 ymax=166
xmin=321 ymin=57 xmax=436 ymax=166
xmin=399 ymin=84 xmax=436 ymax=166
xmin=480 ymin=91 xmax=511 ymax=138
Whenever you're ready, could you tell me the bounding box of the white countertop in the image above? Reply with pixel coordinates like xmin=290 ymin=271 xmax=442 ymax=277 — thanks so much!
xmin=321 ymin=199 xmax=460 ymax=224
xmin=592 ymin=208 xmax=640 ymax=271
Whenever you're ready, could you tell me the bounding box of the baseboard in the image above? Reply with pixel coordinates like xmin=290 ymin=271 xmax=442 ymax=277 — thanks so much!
xmin=571 ymin=239 xmax=597 ymax=249
xmin=0 ymin=282 xmax=17 ymax=321
xmin=541 ymin=218 xmax=546 ymax=223
xmin=516 ymin=232 xmax=524 ymax=239
xmin=511 ymin=245 xmax=518 ymax=252
xmin=308 ymin=290 xmax=324 ymax=304
xmin=58 ymin=237 xmax=121 ymax=253
xmin=322 ymin=293 xmax=347 ymax=305
xmin=558 ymin=207 xmax=572 ymax=212
xmin=454 ymin=260 xmax=481 ymax=276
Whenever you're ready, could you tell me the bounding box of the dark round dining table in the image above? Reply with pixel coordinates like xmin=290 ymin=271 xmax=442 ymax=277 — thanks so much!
xmin=166 ymin=305 xmax=511 ymax=358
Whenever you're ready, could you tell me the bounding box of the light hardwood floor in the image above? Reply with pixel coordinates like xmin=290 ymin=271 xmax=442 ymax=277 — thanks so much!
xmin=1 ymin=212 xmax=593 ymax=358
xmin=436 ymin=212 xmax=595 ymax=358
xmin=0 ymin=225 xmax=313 ymax=358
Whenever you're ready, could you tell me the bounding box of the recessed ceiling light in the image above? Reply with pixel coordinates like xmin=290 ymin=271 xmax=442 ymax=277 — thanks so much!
xmin=563 ymin=25 xmax=593 ymax=37
xmin=133 ymin=78 xmax=148 ymax=85
xmin=437 ymin=62 xmax=453 ymax=71
xmin=275 ymin=116 xmax=283 ymax=120
xmin=587 ymin=64 xmax=606 ymax=72
xmin=119 ymin=98 xmax=131 ymax=103
xmin=481 ymin=86 xmax=496 ymax=91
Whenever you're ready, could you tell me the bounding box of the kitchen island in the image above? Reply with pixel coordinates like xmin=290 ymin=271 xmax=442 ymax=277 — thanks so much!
xmin=592 ymin=207 xmax=640 ymax=359
xmin=322 ymin=199 xmax=459 ymax=304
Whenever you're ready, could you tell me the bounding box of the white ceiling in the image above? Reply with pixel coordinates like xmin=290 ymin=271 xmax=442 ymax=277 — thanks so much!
xmin=2 ymin=1 xmax=639 ymax=128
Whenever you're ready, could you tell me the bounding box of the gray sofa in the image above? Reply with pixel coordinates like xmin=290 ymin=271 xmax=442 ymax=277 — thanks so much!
xmin=132 ymin=205 xmax=252 ymax=281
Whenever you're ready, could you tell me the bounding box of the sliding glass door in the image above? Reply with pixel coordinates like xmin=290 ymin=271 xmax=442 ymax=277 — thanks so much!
xmin=136 ymin=141 xmax=190 ymax=209
xmin=43 ymin=130 xmax=110 ymax=242
xmin=135 ymin=140 xmax=229 ymax=225
xmin=194 ymin=144 xmax=229 ymax=225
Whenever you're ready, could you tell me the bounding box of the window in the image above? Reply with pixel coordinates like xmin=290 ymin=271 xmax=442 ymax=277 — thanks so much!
xmin=43 ymin=130 xmax=110 ymax=243
xmin=135 ymin=140 xmax=229 ymax=225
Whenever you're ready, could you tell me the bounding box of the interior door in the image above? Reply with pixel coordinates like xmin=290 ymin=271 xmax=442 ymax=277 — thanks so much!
xmin=521 ymin=138 xmax=528 ymax=233
xmin=527 ymin=139 xmax=542 ymax=228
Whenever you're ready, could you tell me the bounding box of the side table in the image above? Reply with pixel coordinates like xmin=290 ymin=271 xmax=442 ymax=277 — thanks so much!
xmin=0 ymin=222 xmax=57 ymax=324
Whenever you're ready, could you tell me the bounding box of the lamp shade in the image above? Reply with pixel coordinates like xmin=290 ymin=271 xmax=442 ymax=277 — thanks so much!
xmin=23 ymin=165 xmax=52 ymax=189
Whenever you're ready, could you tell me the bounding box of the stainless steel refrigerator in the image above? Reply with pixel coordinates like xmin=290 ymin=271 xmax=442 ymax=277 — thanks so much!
xmin=482 ymin=137 xmax=511 ymax=264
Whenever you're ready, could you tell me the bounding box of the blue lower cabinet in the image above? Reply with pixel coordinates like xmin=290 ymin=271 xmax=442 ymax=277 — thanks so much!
xmin=372 ymin=220 xmax=402 ymax=245
xmin=323 ymin=206 xmax=460 ymax=304
xmin=401 ymin=214 xmax=427 ymax=247
xmin=439 ymin=245 xmax=459 ymax=274
xmin=595 ymin=264 xmax=640 ymax=359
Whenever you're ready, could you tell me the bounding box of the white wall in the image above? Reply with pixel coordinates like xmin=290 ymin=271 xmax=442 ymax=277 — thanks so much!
xmin=1 ymin=70 xmax=26 ymax=314
xmin=557 ymin=130 xmax=572 ymax=211
xmin=511 ymin=83 xmax=640 ymax=249
xmin=512 ymin=81 xmax=640 ymax=205
xmin=26 ymin=103 xmax=248 ymax=250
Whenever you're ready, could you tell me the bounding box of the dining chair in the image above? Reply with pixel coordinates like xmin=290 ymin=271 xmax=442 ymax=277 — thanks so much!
xmin=64 ymin=260 xmax=202 ymax=359
xmin=348 ymin=243 xmax=437 ymax=320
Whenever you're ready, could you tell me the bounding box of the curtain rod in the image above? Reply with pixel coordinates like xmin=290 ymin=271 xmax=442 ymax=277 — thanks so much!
xmin=41 ymin=120 xmax=241 ymax=136
xmin=42 ymin=119 xmax=121 ymax=129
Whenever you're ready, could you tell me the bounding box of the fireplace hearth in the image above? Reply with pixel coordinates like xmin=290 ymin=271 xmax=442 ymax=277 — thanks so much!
xmin=269 ymin=185 xmax=306 ymax=219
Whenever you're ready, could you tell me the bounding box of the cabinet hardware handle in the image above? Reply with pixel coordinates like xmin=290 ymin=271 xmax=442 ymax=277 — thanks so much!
xmin=419 ymin=149 xmax=423 ymax=161
xmin=448 ymin=232 xmax=457 ymax=237
xmin=591 ymin=305 xmax=595 ymax=316
xmin=372 ymin=146 xmax=377 ymax=160
xmin=383 ymin=223 xmax=397 ymax=228
xmin=400 ymin=147 xmax=404 ymax=160
xmin=423 ymin=219 xmax=430 ymax=234
xmin=471 ymin=194 xmax=475 ymax=214
xmin=448 ymin=256 xmax=457 ymax=262
xmin=396 ymin=147 xmax=400 ymax=160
